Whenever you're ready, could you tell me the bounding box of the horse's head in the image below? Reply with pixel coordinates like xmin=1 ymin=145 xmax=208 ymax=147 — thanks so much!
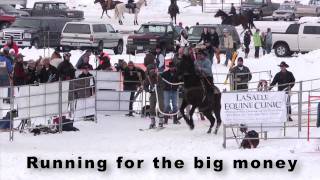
xmin=177 ymin=53 xmax=195 ymax=78
xmin=214 ymin=9 xmax=227 ymax=18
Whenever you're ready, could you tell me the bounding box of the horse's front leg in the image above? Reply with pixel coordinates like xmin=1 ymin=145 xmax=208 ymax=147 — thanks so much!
xmin=180 ymin=99 xmax=190 ymax=125
xmin=188 ymin=106 xmax=196 ymax=130
xmin=101 ymin=9 xmax=105 ymax=18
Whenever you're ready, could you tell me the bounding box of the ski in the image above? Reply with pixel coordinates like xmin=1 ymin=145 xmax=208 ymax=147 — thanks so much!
xmin=139 ymin=127 xmax=166 ymax=131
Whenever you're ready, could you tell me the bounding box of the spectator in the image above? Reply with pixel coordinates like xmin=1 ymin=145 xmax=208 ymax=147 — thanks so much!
xmin=0 ymin=49 xmax=13 ymax=87
xmin=38 ymin=58 xmax=59 ymax=83
xmin=77 ymin=55 xmax=93 ymax=70
xmin=172 ymin=47 xmax=184 ymax=67
xmin=265 ymin=28 xmax=272 ymax=54
xmin=229 ymin=57 xmax=252 ymax=91
xmin=243 ymin=30 xmax=252 ymax=58
xmin=194 ymin=49 xmax=213 ymax=92
xmin=77 ymin=65 xmax=94 ymax=99
xmin=25 ymin=60 xmax=38 ymax=85
xmin=4 ymin=36 xmax=19 ymax=55
xmin=57 ymin=52 xmax=76 ymax=81
xmin=198 ymin=28 xmax=213 ymax=63
xmin=13 ymin=53 xmax=26 ymax=86
xmin=211 ymin=27 xmax=220 ymax=64
xmin=76 ymin=49 xmax=92 ymax=69
xmin=161 ymin=62 xmax=180 ymax=124
xmin=143 ymin=50 xmax=155 ymax=68
xmin=176 ymin=29 xmax=189 ymax=48
xmin=144 ymin=64 xmax=164 ymax=128
xmin=122 ymin=61 xmax=145 ymax=117
xmin=115 ymin=59 xmax=127 ymax=72
xmin=51 ymin=47 xmax=62 ymax=60
xmin=155 ymin=45 xmax=165 ymax=73
xmin=269 ymin=61 xmax=295 ymax=121
xmin=223 ymin=29 xmax=234 ymax=66
xmin=253 ymin=29 xmax=262 ymax=58
xmin=96 ymin=55 xmax=113 ymax=71
xmin=261 ymin=32 xmax=266 ymax=55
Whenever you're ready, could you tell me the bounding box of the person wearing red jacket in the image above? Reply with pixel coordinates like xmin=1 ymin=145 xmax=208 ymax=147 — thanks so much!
xmin=13 ymin=53 xmax=26 ymax=86
xmin=4 ymin=36 xmax=19 ymax=55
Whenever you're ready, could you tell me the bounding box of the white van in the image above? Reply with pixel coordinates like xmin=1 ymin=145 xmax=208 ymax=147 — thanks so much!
xmin=60 ymin=21 xmax=124 ymax=54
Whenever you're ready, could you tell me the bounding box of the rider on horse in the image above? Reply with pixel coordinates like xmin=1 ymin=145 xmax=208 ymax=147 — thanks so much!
xmin=127 ymin=0 xmax=136 ymax=13
xmin=229 ymin=3 xmax=237 ymax=16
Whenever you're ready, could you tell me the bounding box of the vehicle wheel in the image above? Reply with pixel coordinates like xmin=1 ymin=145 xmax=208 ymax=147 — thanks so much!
xmin=32 ymin=39 xmax=40 ymax=49
xmin=97 ymin=41 xmax=104 ymax=53
xmin=257 ymin=12 xmax=263 ymax=21
xmin=274 ymin=43 xmax=290 ymax=57
xmin=114 ymin=40 xmax=123 ymax=55
xmin=290 ymin=14 xmax=295 ymax=21
xmin=0 ymin=22 xmax=10 ymax=29
xmin=273 ymin=18 xmax=278 ymax=21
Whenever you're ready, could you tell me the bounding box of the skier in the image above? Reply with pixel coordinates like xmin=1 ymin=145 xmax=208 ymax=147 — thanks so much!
xmin=144 ymin=64 xmax=165 ymax=128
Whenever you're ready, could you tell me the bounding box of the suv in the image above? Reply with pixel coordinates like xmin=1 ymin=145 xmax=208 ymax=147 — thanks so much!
xmin=0 ymin=17 xmax=72 ymax=48
xmin=126 ymin=22 xmax=180 ymax=54
xmin=60 ymin=22 xmax=124 ymax=54
xmin=188 ymin=24 xmax=241 ymax=52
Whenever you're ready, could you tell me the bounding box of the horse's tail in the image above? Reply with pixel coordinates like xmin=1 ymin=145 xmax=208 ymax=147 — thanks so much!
xmin=114 ymin=5 xmax=119 ymax=19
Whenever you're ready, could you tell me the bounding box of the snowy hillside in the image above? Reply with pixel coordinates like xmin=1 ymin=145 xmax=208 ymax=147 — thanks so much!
xmin=1 ymin=0 xmax=320 ymax=180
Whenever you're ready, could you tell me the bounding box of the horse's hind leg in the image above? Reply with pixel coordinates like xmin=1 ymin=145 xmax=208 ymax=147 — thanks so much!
xmin=188 ymin=106 xmax=196 ymax=130
xmin=213 ymin=107 xmax=222 ymax=135
xmin=101 ymin=10 xmax=105 ymax=18
xmin=203 ymin=110 xmax=216 ymax=134
xmin=180 ymin=99 xmax=190 ymax=126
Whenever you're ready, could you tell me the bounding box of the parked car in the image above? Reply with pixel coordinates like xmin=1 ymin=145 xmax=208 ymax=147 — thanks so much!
xmin=21 ymin=1 xmax=84 ymax=19
xmin=126 ymin=22 xmax=180 ymax=54
xmin=188 ymin=24 xmax=241 ymax=53
xmin=0 ymin=15 xmax=16 ymax=30
xmin=240 ymin=0 xmax=280 ymax=20
xmin=60 ymin=22 xmax=124 ymax=54
xmin=0 ymin=4 xmax=29 ymax=17
xmin=0 ymin=17 xmax=72 ymax=48
xmin=273 ymin=1 xmax=298 ymax=21
xmin=0 ymin=0 xmax=27 ymax=8
xmin=272 ymin=22 xmax=320 ymax=57
xmin=295 ymin=0 xmax=320 ymax=18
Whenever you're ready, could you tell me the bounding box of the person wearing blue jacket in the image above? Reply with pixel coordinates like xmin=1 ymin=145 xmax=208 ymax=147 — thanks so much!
xmin=0 ymin=48 xmax=13 ymax=87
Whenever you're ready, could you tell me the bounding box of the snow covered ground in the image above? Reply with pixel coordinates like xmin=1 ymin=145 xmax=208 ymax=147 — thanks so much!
xmin=1 ymin=0 xmax=320 ymax=179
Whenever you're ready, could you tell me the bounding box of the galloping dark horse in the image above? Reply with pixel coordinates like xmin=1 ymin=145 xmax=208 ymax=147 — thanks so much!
xmin=177 ymin=54 xmax=222 ymax=134
xmin=214 ymin=9 xmax=255 ymax=34
xmin=94 ymin=0 xmax=123 ymax=18
xmin=168 ymin=0 xmax=180 ymax=24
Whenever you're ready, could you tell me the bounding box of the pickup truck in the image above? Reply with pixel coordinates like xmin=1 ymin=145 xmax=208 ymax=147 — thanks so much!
xmin=21 ymin=1 xmax=84 ymax=19
xmin=126 ymin=22 xmax=180 ymax=54
xmin=295 ymin=0 xmax=320 ymax=18
xmin=240 ymin=0 xmax=280 ymax=20
xmin=272 ymin=23 xmax=320 ymax=57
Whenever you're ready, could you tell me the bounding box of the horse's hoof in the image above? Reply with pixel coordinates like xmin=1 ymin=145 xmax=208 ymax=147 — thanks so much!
xmin=214 ymin=129 xmax=218 ymax=135
xmin=189 ymin=124 xmax=195 ymax=130
xmin=207 ymin=129 xmax=212 ymax=134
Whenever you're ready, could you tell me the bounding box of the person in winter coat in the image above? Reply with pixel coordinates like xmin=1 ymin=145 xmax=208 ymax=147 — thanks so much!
xmin=4 ymin=36 xmax=19 ymax=55
xmin=261 ymin=32 xmax=266 ymax=56
xmin=253 ymin=29 xmax=262 ymax=58
xmin=77 ymin=64 xmax=95 ymax=99
xmin=144 ymin=64 xmax=165 ymax=128
xmin=223 ymin=29 xmax=234 ymax=66
xmin=13 ymin=54 xmax=26 ymax=86
xmin=199 ymin=28 xmax=214 ymax=63
xmin=143 ymin=50 xmax=156 ymax=68
xmin=265 ymin=28 xmax=272 ymax=54
xmin=96 ymin=55 xmax=113 ymax=71
xmin=161 ymin=62 xmax=180 ymax=124
xmin=194 ymin=49 xmax=213 ymax=93
xmin=57 ymin=52 xmax=76 ymax=81
xmin=176 ymin=29 xmax=189 ymax=48
xmin=230 ymin=3 xmax=237 ymax=16
xmin=0 ymin=49 xmax=13 ymax=87
xmin=172 ymin=47 xmax=184 ymax=67
xmin=243 ymin=30 xmax=252 ymax=58
xmin=76 ymin=49 xmax=92 ymax=69
xmin=229 ymin=57 xmax=252 ymax=91
xmin=127 ymin=0 xmax=135 ymax=13
xmin=211 ymin=27 xmax=220 ymax=64
xmin=77 ymin=55 xmax=93 ymax=70
xmin=155 ymin=45 xmax=165 ymax=73
xmin=38 ymin=58 xmax=59 ymax=83
xmin=269 ymin=61 xmax=295 ymax=121
xmin=122 ymin=61 xmax=145 ymax=117
xmin=25 ymin=60 xmax=38 ymax=85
